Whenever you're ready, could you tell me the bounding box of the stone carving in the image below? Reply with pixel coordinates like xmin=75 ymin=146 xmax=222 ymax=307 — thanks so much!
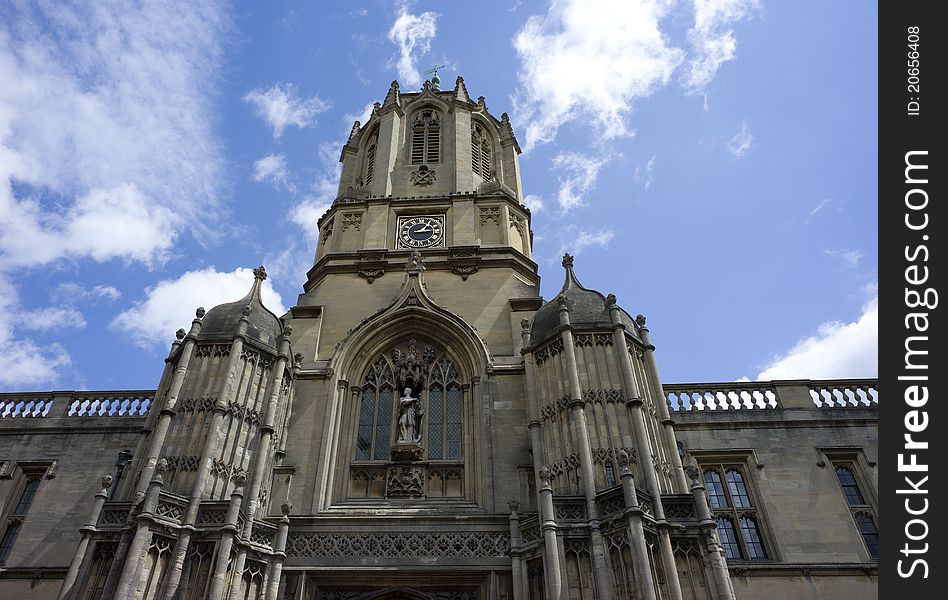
xmin=479 ymin=206 xmax=501 ymax=225
xmin=285 ymin=531 xmax=510 ymax=558
xmin=410 ymin=165 xmax=436 ymax=186
xmin=342 ymin=212 xmax=362 ymax=231
xmin=405 ymin=250 xmax=426 ymax=273
xmin=451 ymin=265 xmax=478 ymax=280
xmin=386 ymin=465 xmax=425 ymax=497
xmin=396 ymin=388 xmax=423 ymax=444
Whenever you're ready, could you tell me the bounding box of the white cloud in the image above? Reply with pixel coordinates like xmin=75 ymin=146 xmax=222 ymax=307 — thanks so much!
xmin=683 ymin=0 xmax=759 ymax=93
xmin=0 ymin=1 xmax=229 ymax=270
xmin=824 ymin=249 xmax=864 ymax=268
xmin=728 ymin=120 xmax=753 ymax=158
xmin=0 ymin=275 xmax=72 ymax=389
xmin=513 ymin=0 xmax=684 ymax=151
xmin=252 ymin=153 xmax=292 ymax=190
xmin=552 ymin=152 xmax=609 ymax=211
xmin=523 ymin=194 xmax=546 ymax=213
xmin=756 ymin=295 xmax=878 ymax=380
xmin=112 ymin=267 xmax=288 ymax=349
xmin=557 ymin=227 xmax=615 ymax=257
xmin=49 ymin=283 xmax=121 ymax=307
xmin=388 ymin=5 xmax=439 ymax=88
xmin=18 ymin=307 xmax=87 ymax=332
xmin=243 ymin=83 xmax=330 ymax=138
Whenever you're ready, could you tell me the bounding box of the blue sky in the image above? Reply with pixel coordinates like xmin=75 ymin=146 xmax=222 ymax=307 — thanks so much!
xmin=0 ymin=0 xmax=877 ymax=391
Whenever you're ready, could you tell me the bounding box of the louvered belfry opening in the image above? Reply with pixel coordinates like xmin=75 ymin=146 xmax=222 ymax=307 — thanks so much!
xmin=411 ymin=108 xmax=441 ymax=165
xmin=471 ymin=122 xmax=491 ymax=180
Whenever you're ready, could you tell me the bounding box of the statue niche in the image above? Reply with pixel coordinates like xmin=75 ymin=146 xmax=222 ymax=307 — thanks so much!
xmin=350 ymin=337 xmax=465 ymax=499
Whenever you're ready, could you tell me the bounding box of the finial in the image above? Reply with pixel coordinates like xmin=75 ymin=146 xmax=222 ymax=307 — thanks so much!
xmin=196 ymin=307 xmax=206 ymax=319
xmin=175 ymin=328 xmax=186 ymax=340
xmin=520 ymin=318 xmax=530 ymax=331
xmin=606 ymin=293 xmax=617 ymax=307
xmin=253 ymin=265 xmax=268 ymax=281
xmin=282 ymin=323 xmax=293 ymax=336
xmin=232 ymin=471 xmax=247 ymax=488
xmin=155 ymin=458 xmax=168 ymax=476
xmin=508 ymin=499 xmax=520 ymax=513
xmin=101 ymin=474 xmax=114 ymax=489
xmin=635 ymin=314 xmax=646 ymax=327
xmin=294 ymin=352 xmax=304 ymax=369
xmin=424 ymin=65 xmax=446 ymax=91
xmin=346 ymin=120 xmax=361 ymax=144
xmin=477 ymin=96 xmax=487 ymax=110
xmin=453 ymin=76 xmax=471 ymax=103
xmin=281 ymin=500 xmax=293 ymax=516
xmin=500 ymin=112 xmax=515 ymax=137
xmin=562 ymin=253 xmax=574 ymax=268
xmin=383 ymin=80 xmax=401 ymax=107
xmin=370 ymin=101 xmax=381 ymax=118
xmin=538 ymin=466 xmax=552 ymax=484
xmin=617 ymin=450 xmax=631 ymax=469
xmin=684 ymin=464 xmax=701 ymax=485
xmin=242 ymin=304 xmax=253 ymax=317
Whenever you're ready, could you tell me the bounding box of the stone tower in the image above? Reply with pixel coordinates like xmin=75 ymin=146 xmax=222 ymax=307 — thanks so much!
xmin=58 ymin=77 xmax=738 ymax=600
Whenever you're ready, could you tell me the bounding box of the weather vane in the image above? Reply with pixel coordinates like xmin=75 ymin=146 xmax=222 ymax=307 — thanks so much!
xmin=424 ymin=64 xmax=446 ymax=91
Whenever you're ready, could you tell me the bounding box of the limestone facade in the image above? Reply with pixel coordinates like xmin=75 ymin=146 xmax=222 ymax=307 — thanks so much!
xmin=0 ymin=77 xmax=878 ymax=600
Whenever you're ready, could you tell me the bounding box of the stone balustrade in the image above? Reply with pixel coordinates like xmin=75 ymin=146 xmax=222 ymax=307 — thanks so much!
xmin=0 ymin=390 xmax=154 ymax=418
xmin=665 ymin=378 xmax=878 ymax=412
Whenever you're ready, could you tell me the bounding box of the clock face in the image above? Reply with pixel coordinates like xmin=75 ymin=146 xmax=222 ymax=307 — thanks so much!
xmin=398 ymin=216 xmax=445 ymax=248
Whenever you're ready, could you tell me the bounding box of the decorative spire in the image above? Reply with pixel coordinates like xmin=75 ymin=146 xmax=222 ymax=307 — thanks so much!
xmin=557 ymin=252 xmax=586 ymax=296
xmin=370 ymin=101 xmax=381 ymax=119
xmin=253 ymin=265 xmax=267 ymax=281
xmin=453 ymin=76 xmax=472 ymax=103
xmin=476 ymin=96 xmax=487 ymax=111
xmin=382 ymin=80 xmax=401 ymax=107
xmin=562 ymin=253 xmax=574 ymax=268
xmin=500 ymin=112 xmax=515 ymax=137
xmin=346 ymin=120 xmax=361 ymax=145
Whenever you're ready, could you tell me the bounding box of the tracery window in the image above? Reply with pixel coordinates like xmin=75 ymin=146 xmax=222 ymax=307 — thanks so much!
xmin=0 ymin=467 xmax=45 ymax=564
xmin=832 ymin=462 xmax=878 ymax=559
xmin=353 ymin=338 xmax=463 ymax=462
xmin=411 ymin=108 xmax=441 ymax=165
xmin=471 ymin=122 xmax=492 ymax=179
xmin=703 ymin=465 xmax=769 ymax=560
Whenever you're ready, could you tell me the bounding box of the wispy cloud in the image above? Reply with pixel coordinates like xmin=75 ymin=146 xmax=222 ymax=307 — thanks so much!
xmin=756 ymin=294 xmax=878 ymax=380
xmin=557 ymin=226 xmax=615 ymax=258
xmin=728 ymin=120 xmax=753 ymax=158
xmin=252 ymin=154 xmax=293 ymax=191
xmin=512 ymin=0 xmax=684 ymax=152
xmin=683 ymin=0 xmax=759 ymax=94
xmin=806 ymin=198 xmax=832 ymax=223
xmin=51 ymin=283 xmax=122 ymax=305
xmin=634 ymin=155 xmax=657 ymax=191
xmin=552 ymin=152 xmax=609 ymax=212
xmin=244 ymin=83 xmax=330 ymax=138
xmin=18 ymin=307 xmax=87 ymax=332
xmin=824 ymin=248 xmax=864 ymax=268
xmin=388 ymin=4 xmax=439 ymax=87
xmin=523 ymin=194 xmax=546 ymax=213
xmin=112 ymin=267 xmax=287 ymax=349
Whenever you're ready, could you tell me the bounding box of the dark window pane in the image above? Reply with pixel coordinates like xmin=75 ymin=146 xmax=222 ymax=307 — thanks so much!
xmin=835 ymin=466 xmax=866 ymax=506
xmin=374 ymin=387 xmax=393 ymax=460
xmin=0 ymin=522 xmax=21 ymax=563
xmin=739 ymin=516 xmax=767 ymax=559
xmin=605 ymin=462 xmax=616 ymax=486
xmin=856 ymin=514 xmax=878 ymax=558
xmin=726 ymin=469 xmax=751 ymax=508
xmin=13 ymin=479 xmax=40 ymax=516
xmin=446 ymin=384 xmax=463 ymax=459
xmin=355 ymin=387 xmax=375 ymax=460
xmin=428 ymin=385 xmax=444 ymax=460
xmin=716 ymin=517 xmax=743 ymax=560
xmin=704 ymin=470 xmax=728 ymax=509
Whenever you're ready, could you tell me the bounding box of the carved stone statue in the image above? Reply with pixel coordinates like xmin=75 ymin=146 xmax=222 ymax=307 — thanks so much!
xmin=396 ymin=387 xmax=423 ymax=444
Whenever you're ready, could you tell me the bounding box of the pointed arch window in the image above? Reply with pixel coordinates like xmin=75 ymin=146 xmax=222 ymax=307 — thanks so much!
xmin=471 ymin=122 xmax=492 ymax=179
xmin=428 ymin=356 xmax=463 ymax=460
xmin=356 ymin=357 xmax=395 ymax=461
xmin=411 ymin=108 xmax=441 ymax=165
xmin=363 ymin=131 xmax=378 ymax=186
xmin=353 ymin=339 xmax=464 ymax=463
